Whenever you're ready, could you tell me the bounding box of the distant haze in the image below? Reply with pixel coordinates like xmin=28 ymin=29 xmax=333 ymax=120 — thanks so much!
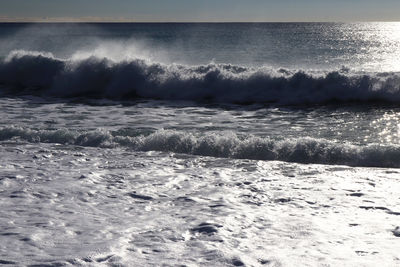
xmin=1 ymin=0 xmax=400 ymax=22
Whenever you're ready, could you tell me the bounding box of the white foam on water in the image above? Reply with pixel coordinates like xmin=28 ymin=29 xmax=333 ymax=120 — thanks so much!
xmin=1 ymin=50 xmax=400 ymax=104
xmin=1 ymin=126 xmax=400 ymax=168
xmin=0 ymin=143 xmax=399 ymax=266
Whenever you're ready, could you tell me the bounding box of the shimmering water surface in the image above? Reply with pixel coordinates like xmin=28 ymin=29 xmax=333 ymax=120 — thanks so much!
xmin=0 ymin=23 xmax=400 ymax=266
xmin=1 ymin=22 xmax=400 ymax=71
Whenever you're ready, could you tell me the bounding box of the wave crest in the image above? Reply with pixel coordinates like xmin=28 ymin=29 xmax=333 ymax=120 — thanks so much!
xmin=1 ymin=50 xmax=400 ymax=104
xmin=1 ymin=126 xmax=399 ymax=168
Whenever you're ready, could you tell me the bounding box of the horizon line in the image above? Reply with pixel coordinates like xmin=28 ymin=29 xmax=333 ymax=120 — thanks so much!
xmin=0 ymin=15 xmax=399 ymax=24
xmin=1 ymin=20 xmax=400 ymax=23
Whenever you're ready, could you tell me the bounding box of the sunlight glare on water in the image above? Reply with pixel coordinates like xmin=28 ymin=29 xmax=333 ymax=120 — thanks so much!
xmin=371 ymin=111 xmax=400 ymax=144
xmin=361 ymin=22 xmax=400 ymax=71
xmin=1 ymin=23 xmax=400 ymax=266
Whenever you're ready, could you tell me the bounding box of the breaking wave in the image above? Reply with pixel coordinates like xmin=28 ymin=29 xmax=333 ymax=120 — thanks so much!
xmin=1 ymin=126 xmax=399 ymax=168
xmin=1 ymin=50 xmax=400 ymax=105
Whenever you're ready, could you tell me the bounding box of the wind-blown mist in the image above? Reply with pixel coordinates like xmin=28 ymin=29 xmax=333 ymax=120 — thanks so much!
xmin=1 ymin=23 xmax=400 ymax=267
xmin=1 ymin=22 xmax=400 ymax=69
xmin=1 ymin=23 xmax=400 ymax=104
xmin=1 ymin=50 xmax=400 ymax=105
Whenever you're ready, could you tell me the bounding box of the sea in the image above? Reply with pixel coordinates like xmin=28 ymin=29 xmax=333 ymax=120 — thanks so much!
xmin=0 ymin=23 xmax=399 ymax=266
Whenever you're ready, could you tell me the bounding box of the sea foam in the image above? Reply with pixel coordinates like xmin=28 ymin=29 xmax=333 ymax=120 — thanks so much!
xmin=1 ymin=126 xmax=399 ymax=168
xmin=1 ymin=50 xmax=400 ymax=105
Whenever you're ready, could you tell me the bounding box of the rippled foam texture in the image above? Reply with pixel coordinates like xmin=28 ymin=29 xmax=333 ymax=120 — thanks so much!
xmin=1 ymin=50 xmax=400 ymax=105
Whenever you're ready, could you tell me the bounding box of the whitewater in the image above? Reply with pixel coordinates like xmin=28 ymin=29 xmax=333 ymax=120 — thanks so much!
xmin=0 ymin=23 xmax=400 ymax=266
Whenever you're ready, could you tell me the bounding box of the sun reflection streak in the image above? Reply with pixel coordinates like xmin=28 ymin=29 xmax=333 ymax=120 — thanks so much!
xmin=364 ymin=22 xmax=400 ymax=72
xmin=370 ymin=111 xmax=400 ymax=144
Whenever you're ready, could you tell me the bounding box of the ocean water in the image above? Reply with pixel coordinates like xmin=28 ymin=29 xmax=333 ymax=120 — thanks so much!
xmin=0 ymin=23 xmax=400 ymax=266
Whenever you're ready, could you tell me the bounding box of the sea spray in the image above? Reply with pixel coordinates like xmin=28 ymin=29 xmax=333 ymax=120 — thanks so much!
xmin=1 ymin=50 xmax=400 ymax=104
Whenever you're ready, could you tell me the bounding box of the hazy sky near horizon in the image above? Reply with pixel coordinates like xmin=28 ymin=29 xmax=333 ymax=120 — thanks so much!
xmin=1 ymin=0 xmax=400 ymax=22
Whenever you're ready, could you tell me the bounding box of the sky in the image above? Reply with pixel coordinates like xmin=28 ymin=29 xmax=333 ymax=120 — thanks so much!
xmin=0 ymin=0 xmax=400 ymax=22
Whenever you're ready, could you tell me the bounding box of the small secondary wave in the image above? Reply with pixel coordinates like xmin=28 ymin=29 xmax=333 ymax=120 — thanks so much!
xmin=1 ymin=126 xmax=399 ymax=168
xmin=1 ymin=50 xmax=400 ymax=105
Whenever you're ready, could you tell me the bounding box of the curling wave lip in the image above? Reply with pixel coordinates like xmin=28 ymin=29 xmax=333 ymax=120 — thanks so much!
xmin=1 ymin=126 xmax=399 ymax=168
xmin=1 ymin=50 xmax=400 ymax=105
